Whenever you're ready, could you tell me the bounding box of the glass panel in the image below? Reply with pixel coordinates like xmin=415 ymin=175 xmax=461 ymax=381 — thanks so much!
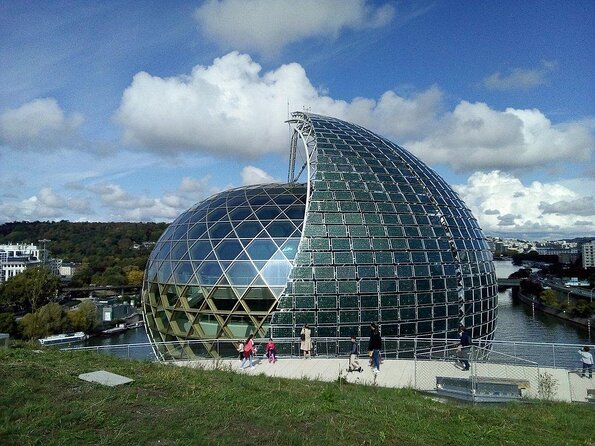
xmin=266 ymin=221 xmax=296 ymax=237
xmin=215 ymin=240 xmax=243 ymax=260
xmin=234 ymin=220 xmax=263 ymax=238
xmin=189 ymin=241 xmax=213 ymax=261
xmin=197 ymin=262 xmax=223 ymax=285
xmin=260 ymin=260 xmax=292 ymax=286
xmin=246 ymin=239 xmax=278 ymax=260
xmin=173 ymin=262 xmax=194 ymax=284
xmin=226 ymin=262 xmax=258 ymax=286
xmin=280 ymin=239 xmax=300 ymax=259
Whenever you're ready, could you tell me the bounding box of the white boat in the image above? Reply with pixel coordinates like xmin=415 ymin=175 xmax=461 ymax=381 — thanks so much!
xmin=100 ymin=324 xmax=128 ymax=336
xmin=39 ymin=331 xmax=88 ymax=346
xmin=126 ymin=320 xmax=144 ymax=329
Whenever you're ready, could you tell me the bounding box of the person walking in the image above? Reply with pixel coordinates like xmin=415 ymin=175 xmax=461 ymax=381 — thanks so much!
xmin=266 ymin=338 xmax=277 ymax=363
xmin=579 ymin=346 xmax=593 ymax=378
xmin=300 ymin=323 xmax=312 ymax=359
xmin=237 ymin=341 xmax=244 ymax=363
xmin=240 ymin=334 xmax=255 ymax=370
xmin=457 ymin=326 xmax=471 ymax=371
xmin=348 ymin=335 xmax=363 ymax=372
xmin=368 ymin=324 xmax=382 ymax=373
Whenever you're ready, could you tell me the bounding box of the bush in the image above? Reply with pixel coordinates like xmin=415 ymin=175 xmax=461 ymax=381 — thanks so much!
xmin=0 ymin=312 xmax=16 ymax=335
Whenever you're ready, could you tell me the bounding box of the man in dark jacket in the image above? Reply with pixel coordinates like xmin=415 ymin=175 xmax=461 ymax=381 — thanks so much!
xmin=368 ymin=323 xmax=382 ymax=373
xmin=457 ymin=325 xmax=471 ymax=370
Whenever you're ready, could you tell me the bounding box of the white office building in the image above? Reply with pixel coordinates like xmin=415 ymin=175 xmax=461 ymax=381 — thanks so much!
xmin=0 ymin=243 xmax=41 ymax=283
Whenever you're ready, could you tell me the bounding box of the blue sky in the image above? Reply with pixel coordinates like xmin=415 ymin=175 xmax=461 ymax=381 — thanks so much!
xmin=0 ymin=0 xmax=593 ymax=240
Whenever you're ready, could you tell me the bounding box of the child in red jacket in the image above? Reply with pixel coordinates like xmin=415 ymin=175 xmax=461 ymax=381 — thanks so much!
xmin=266 ymin=338 xmax=277 ymax=363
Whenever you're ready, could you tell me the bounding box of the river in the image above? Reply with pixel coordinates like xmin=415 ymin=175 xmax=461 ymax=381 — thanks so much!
xmin=84 ymin=260 xmax=593 ymax=362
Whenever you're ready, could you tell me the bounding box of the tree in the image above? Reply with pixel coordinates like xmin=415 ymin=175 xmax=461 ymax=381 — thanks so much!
xmin=67 ymin=300 xmax=97 ymax=332
xmin=19 ymin=312 xmax=47 ymax=340
xmin=38 ymin=302 xmax=66 ymax=334
xmin=539 ymin=289 xmax=560 ymax=308
xmin=126 ymin=268 xmax=144 ymax=286
xmin=19 ymin=302 xmax=67 ymax=340
xmin=0 ymin=267 xmax=59 ymax=312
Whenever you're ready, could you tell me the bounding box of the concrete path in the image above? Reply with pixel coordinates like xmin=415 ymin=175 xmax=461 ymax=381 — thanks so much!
xmin=173 ymin=356 xmax=594 ymax=403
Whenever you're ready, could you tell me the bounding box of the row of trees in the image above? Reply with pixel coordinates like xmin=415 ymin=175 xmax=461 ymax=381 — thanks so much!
xmin=0 ymin=267 xmax=59 ymax=313
xmin=0 ymin=221 xmax=167 ymax=286
xmin=0 ymin=301 xmax=97 ymax=340
xmin=520 ymin=279 xmax=594 ymax=318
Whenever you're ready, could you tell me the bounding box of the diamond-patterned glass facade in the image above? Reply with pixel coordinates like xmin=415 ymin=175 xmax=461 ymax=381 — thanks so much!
xmin=142 ymin=112 xmax=498 ymax=359
xmin=142 ymin=184 xmax=306 ymax=358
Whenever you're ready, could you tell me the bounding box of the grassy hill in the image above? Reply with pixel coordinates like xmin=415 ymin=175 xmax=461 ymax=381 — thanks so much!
xmin=1 ymin=346 xmax=593 ymax=446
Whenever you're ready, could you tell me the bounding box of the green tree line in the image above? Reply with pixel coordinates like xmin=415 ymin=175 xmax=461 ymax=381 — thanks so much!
xmin=0 ymin=220 xmax=167 ymax=286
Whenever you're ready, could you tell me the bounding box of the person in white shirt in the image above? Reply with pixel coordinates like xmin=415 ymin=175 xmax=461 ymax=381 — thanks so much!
xmin=578 ymin=346 xmax=593 ymax=378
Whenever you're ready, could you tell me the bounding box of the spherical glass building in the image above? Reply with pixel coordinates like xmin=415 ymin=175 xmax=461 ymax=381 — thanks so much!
xmin=142 ymin=112 xmax=498 ymax=359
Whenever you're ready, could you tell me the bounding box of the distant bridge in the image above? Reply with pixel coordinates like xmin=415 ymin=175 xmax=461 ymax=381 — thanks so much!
xmin=62 ymin=285 xmax=141 ymax=293
xmin=496 ymin=278 xmax=521 ymax=287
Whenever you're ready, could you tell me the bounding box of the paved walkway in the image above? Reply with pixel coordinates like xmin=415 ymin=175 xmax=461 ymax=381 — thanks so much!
xmin=173 ymin=356 xmax=594 ymax=403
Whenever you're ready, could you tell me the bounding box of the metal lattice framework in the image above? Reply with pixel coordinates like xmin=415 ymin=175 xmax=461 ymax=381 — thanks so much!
xmin=142 ymin=112 xmax=498 ymax=360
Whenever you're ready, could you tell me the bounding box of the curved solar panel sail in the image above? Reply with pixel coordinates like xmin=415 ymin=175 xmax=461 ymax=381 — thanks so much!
xmin=273 ymin=112 xmax=497 ymax=346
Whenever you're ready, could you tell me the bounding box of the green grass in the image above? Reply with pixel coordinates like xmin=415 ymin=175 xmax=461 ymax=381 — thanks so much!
xmin=1 ymin=346 xmax=593 ymax=446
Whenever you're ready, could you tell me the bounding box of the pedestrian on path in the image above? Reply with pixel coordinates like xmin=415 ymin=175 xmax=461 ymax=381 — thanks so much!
xmin=368 ymin=323 xmax=382 ymax=373
xmin=457 ymin=326 xmax=471 ymax=371
xmin=240 ymin=334 xmax=255 ymax=370
xmin=237 ymin=341 xmax=244 ymax=363
xmin=579 ymin=346 xmax=593 ymax=378
xmin=300 ymin=323 xmax=312 ymax=359
xmin=348 ymin=335 xmax=363 ymax=373
xmin=266 ymin=338 xmax=277 ymax=363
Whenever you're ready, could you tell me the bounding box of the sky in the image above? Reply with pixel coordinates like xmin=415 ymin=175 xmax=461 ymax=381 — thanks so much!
xmin=0 ymin=0 xmax=593 ymax=240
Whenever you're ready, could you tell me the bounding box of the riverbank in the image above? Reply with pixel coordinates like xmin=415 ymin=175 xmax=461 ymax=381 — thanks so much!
xmin=1 ymin=346 xmax=593 ymax=446
xmin=515 ymin=290 xmax=594 ymax=332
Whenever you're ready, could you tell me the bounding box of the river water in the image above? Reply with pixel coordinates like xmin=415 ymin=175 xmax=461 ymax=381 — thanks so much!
xmin=84 ymin=260 xmax=593 ymax=363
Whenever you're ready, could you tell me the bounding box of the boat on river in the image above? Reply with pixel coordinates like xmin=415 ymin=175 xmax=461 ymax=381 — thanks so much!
xmin=100 ymin=324 xmax=128 ymax=336
xmin=39 ymin=332 xmax=88 ymax=346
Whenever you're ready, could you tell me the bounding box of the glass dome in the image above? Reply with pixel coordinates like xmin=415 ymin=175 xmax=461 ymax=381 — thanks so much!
xmin=142 ymin=112 xmax=498 ymax=359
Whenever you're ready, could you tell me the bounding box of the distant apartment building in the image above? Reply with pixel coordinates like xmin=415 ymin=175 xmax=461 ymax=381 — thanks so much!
xmin=536 ymin=247 xmax=579 ymax=264
xmin=583 ymin=241 xmax=595 ymax=269
xmin=0 ymin=243 xmax=41 ymax=283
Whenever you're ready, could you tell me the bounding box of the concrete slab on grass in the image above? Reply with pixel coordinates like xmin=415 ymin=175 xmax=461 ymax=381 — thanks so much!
xmin=78 ymin=370 xmax=134 ymax=387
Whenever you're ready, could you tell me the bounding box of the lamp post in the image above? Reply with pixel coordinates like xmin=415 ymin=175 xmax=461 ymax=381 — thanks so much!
xmin=590 ymin=287 xmax=594 ymax=304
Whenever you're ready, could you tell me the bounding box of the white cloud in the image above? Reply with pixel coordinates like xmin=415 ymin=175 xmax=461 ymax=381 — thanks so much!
xmin=404 ymin=101 xmax=594 ymax=171
xmin=194 ymin=0 xmax=394 ymax=55
xmin=539 ymin=196 xmax=595 ymax=216
xmin=83 ymin=175 xmax=221 ymax=222
xmin=115 ymin=52 xmax=593 ymax=172
xmin=0 ymin=187 xmax=90 ymax=221
xmin=455 ymin=171 xmax=595 ymax=239
xmin=0 ymin=98 xmax=83 ymax=151
xmin=241 ymin=165 xmax=279 ymax=185
xmin=483 ymin=60 xmax=557 ymax=91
